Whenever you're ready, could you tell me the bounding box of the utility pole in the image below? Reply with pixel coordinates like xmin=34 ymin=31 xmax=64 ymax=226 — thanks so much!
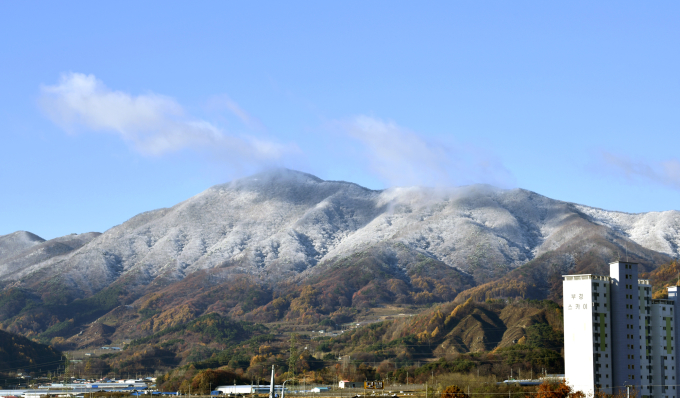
xmin=282 ymin=379 xmax=292 ymax=398
xmin=269 ymin=365 xmax=275 ymax=398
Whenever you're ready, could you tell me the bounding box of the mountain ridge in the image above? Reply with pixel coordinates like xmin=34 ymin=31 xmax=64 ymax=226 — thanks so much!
xmin=2 ymin=169 xmax=678 ymax=292
xmin=1 ymin=169 xmax=678 ymax=346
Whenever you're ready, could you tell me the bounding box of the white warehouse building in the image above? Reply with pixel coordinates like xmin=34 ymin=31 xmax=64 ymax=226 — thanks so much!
xmin=216 ymin=385 xmax=286 ymax=395
xmin=564 ymin=261 xmax=678 ymax=398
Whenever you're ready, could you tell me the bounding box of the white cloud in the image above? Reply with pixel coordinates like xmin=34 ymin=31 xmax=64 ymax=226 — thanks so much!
xmin=39 ymin=73 xmax=297 ymax=163
xmin=600 ymin=151 xmax=680 ymax=190
xmin=342 ymin=116 xmax=515 ymax=188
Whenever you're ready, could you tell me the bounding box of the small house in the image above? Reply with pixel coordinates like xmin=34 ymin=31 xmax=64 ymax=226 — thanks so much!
xmin=339 ymin=381 xmax=361 ymax=389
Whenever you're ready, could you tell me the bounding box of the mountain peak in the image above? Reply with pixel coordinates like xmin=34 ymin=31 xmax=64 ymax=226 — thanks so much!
xmin=209 ymin=168 xmax=377 ymax=201
xmin=243 ymin=168 xmax=325 ymax=184
xmin=0 ymin=230 xmax=45 ymax=262
xmin=211 ymin=168 xmax=324 ymax=191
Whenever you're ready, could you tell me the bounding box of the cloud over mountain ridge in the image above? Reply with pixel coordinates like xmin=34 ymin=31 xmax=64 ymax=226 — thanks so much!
xmin=1 ymin=169 xmax=679 ymax=298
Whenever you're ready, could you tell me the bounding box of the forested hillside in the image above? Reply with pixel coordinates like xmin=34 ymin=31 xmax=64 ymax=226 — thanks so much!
xmin=150 ymin=298 xmax=565 ymax=392
xmin=0 ymin=329 xmax=62 ymax=374
xmin=1 ymin=170 xmax=678 ymax=381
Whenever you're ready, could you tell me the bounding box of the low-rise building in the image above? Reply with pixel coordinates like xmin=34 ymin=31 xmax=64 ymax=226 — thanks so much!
xmin=338 ymin=381 xmax=361 ymax=389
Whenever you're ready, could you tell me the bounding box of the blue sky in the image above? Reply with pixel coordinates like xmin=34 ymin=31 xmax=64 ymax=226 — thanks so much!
xmin=1 ymin=1 xmax=679 ymax=240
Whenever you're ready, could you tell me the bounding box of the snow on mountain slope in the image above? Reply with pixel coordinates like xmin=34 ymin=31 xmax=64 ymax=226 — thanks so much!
xmin=0 ymin=231 xmax=45 ymax=262
xmin=574 ymin=205 xmax=680 ymax=258
xmin=0 ymin=232 xmax=101 ymax=281
xmin=1 ymin=169 xmax=677 ymax=296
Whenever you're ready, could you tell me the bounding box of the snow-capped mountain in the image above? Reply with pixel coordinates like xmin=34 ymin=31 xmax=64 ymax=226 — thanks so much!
xmin=1 ymin=169 xmax=678 ymax=297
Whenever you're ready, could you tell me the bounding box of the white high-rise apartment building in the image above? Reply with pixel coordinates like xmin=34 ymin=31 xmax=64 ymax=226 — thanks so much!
xmin=564 ymin=261 xmax=677 ymax=398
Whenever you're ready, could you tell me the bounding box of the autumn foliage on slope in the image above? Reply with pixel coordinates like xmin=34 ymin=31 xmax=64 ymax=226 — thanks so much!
xmin=640 ymin=260 xmax=680 ymax=299
xmin=0 ymin=329 xmax=62 ymax=373
xmin=316 ymin=298 xmax=564 ymax=374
